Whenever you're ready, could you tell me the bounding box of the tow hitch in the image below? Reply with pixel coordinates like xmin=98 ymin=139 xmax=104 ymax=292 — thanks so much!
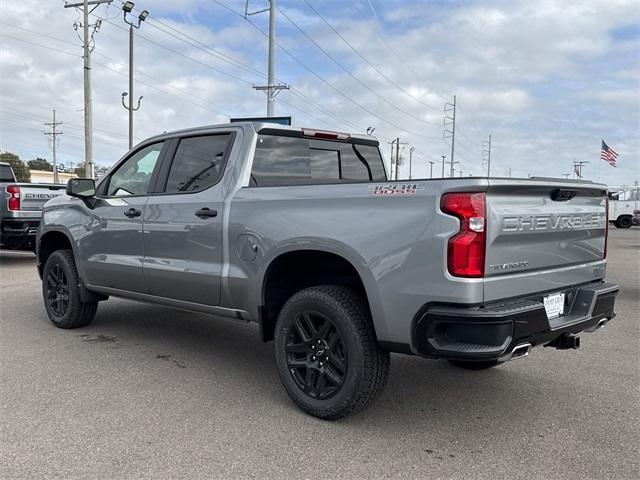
xmin=545 ymin=334 xmax=580 ymax=350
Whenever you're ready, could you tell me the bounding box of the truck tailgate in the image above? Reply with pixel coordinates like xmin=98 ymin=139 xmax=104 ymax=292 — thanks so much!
xmin=18 ymin=184 xmax=66 ymax=212
xmin=484 ymin=179 xmax=607 ymax=301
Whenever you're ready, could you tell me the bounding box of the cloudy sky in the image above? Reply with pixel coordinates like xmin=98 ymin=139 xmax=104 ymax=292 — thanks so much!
xmin=1 ymin=0 xmax=638 ymax=186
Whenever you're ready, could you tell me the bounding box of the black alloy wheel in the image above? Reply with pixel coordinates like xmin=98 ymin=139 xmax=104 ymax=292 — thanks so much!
xmin=46 ymin=263 xmax=70 ymax=317
xmin=285 ymin=311 xmax=348 ymax=399
xmin=274 ymin=286 xmax=390 ymax=420
xmin=41 ymin=249 xmax=98 ymax=329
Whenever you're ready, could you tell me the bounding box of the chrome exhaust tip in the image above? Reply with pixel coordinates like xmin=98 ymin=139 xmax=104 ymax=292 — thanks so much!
xmin=509 ymin=343 xmax=532 ymax=361
xmin=585 ymin=318 xmax=608 ymax=332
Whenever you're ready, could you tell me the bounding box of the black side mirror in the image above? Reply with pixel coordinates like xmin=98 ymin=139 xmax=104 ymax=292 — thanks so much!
xmin=67 ymin=178 xmax=96 ymax=199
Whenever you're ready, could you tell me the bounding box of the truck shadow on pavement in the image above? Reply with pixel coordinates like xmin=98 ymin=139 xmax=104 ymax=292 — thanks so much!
xmin=74 ymin=297 xmax=556 ymax=437
xmin=0 ymin=250 xmax=36 ymax=265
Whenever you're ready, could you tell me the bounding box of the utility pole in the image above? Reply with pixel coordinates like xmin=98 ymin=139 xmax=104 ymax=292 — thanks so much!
xmin=388 ymin=138 xmax=407 ymax=180
xmin=44 ymin=110 xmax=63 ymax=183
xmin=441 ymin=155 xmax=446 ymax=178
xmin=443 ymin=95 xmax=456 ymax=177
xmin=482 ymin=134 xmax=492 ymax=178
xmin=445 ymin=158 xmax=459 ymax=178
xmin=64 ymin=0 xmax=112 ymax=179
xmin=572 ymin=160 xmax=589 ymax=179
xmin=428 ymin=161 xmax=434 ymax=179
xmin=389 ymin=139 xmax=397 ymax=180
xmin=394 ymin=138 xmax=400 ymax=181
xmin=121 ymin=2 xmax=149 ymax=150
xmin=409 ymin=146 xmax=415 ymax=180
xmin=247 ymin=0 xmax=289 ymax=116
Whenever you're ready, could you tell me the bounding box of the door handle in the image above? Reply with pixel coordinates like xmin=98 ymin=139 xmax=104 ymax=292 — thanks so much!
xmin=124 ymin=208 xmax=142 ymax=218
xmin=195 ymin=207 xmax=218 ymax=219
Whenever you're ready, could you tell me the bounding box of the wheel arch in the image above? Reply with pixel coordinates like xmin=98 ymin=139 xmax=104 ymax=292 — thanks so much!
xmin=37 ymin=229 xmax=75 ymax=278
xmin=258 ymin=245 xmax=385 ymax=343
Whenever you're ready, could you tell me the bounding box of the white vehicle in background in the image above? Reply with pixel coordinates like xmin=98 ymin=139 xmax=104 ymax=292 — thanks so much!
xmin=608 ymin=187 xmax=640 ymax=228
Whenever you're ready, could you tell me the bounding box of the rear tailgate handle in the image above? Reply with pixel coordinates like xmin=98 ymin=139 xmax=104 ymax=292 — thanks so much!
xmin=551 ymin=189 xmax=578 ymax=201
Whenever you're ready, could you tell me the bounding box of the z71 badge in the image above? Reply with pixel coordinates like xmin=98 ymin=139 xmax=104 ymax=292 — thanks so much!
xmin=371 ymin=184 xmax=424 ymax=196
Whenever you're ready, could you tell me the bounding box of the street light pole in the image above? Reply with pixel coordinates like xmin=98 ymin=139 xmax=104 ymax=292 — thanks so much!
xmin=121 ymin=2 xmax=148 ymax=150
xmin=428 ymin=161 xmax=434 ymax=179
xmin=409 ymin=146 xmax=415 ymax=180
xmin=441 ymin=155 xmax=446 ymax=178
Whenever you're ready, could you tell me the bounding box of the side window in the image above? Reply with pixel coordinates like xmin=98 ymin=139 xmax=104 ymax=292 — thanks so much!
xmin=251 ymin=134 xmax=386 ymax=186
xmin=164 ymin=134 xmax=232 ymax=193
xmin=339 ymin=143 xmax=386 ymax=181
xmin=104 ymin=143 xmax=163 ymax=196
xmin=310 ymin=148 xmax=340 ymax=180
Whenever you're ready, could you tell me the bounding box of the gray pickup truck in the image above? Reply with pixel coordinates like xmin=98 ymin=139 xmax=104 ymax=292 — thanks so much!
xmin=36 ymin=122 xmax=619 ymax=419
xmin=1 ymin=162 xmax=66 ymax=250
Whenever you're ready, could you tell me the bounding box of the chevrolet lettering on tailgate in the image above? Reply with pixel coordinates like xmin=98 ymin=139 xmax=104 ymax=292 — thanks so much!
xmin=502 ymin=213 xmax=606 ymax=232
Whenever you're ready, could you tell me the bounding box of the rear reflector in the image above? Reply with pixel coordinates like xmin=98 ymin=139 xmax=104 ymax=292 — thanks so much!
xmin=7 ymin=185 xmax=20 ymax=211
xmin=441 ymin=192 xmax=486 ymax=278
xmin=301 ymin=128 xmax=351 ymax=141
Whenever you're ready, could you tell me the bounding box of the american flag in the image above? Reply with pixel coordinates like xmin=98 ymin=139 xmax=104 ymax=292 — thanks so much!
xmin=601 ymin=140 xmax=618 ymax=167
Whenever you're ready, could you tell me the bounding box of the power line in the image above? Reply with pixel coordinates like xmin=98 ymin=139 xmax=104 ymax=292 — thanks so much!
xmin=209 ymin=1 xmax=442 ymax=141
xmin=141 ymin=15 xmax=267 ymax=79
xmin=3 ymin=22 xmax=359 ymax=133
xmin=0 ymin=33 xmax=80 ymax=58
xmin=456 ymin=126 xmax=482 ymax=146
xmin=99 ymin=16 xmax=256 ymax=85
xmin=454 ymin=137 xmax=481 ymax=157
xmin=302 ymin=0 xmax=444 ymax=115
xmin=0 ymin=27 xmax=236 ymax=119
xmin=97 ymin=11 xmax=362 ymax=130
xmin=1 ymin=106 xmax=128 ymax=140
xmin=276 ymin=4 xmax=442 ymax=129
xmin=363 ymin=0 xmax=433 ymax=87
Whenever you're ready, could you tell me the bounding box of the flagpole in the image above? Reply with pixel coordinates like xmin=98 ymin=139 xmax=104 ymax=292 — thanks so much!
xmin=599 ymin=139 xmax=602 ymax=183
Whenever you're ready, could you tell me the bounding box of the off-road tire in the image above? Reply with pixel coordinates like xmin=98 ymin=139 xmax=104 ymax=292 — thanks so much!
xmin=42 ymin=249 xmax=97 ymax=329
xmin=274 ymin=285 xmax=390 ymax=420
xmin=447 ymin=359 xmax=500 ymax=370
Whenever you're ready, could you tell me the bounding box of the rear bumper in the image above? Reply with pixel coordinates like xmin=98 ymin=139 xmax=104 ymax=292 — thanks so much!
xmin=411 ymin=281 xmax=619 ymax=361
xmin=1 ymin=219 xmax=40 ymax=238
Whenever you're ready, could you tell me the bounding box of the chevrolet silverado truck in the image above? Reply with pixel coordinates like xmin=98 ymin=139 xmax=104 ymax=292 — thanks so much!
xmin=1 ymin=162 xmax=65 ymax=250
xmin=36 ymin=122 xmax=619 ymax=419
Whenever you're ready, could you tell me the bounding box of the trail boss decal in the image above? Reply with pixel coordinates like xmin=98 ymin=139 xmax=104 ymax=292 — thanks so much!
xmin=371 ymin=184 xmax=424 ymax=196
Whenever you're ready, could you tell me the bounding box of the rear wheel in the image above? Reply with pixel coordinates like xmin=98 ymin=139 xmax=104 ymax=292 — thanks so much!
xmin=447 ymin=359 xmax=500 ymax=370
xmin=274 ymin=285 xmax=389 ymax=420
xmin=42 ymin=250 xmax=97 ymax=329
xmin=616 ymin=215 xmax=632 ymax=229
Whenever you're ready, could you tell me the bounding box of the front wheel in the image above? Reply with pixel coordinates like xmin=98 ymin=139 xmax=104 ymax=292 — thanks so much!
xmin=42 ymin=250 xmax=97 ymax=329
xmin=274 ymin=286 xmax=390 ymax=420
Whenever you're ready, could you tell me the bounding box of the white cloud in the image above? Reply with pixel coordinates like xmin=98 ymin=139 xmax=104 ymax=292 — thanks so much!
xmin=0 ymin=0 xmax=638 ymax=187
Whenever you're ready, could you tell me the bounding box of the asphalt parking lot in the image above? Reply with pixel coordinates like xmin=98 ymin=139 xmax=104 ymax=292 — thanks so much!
xmin=1 ymin=229 xmax=638 ymax=479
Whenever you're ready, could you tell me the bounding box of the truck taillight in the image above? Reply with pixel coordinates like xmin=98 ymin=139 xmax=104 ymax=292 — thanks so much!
xmin=441 ymin=192 xmax=486 ymax=278
xmin=604 ymin=197 xmax=608 ymax=259
xmin=7 ymin=185 xmax=20 ymax=211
